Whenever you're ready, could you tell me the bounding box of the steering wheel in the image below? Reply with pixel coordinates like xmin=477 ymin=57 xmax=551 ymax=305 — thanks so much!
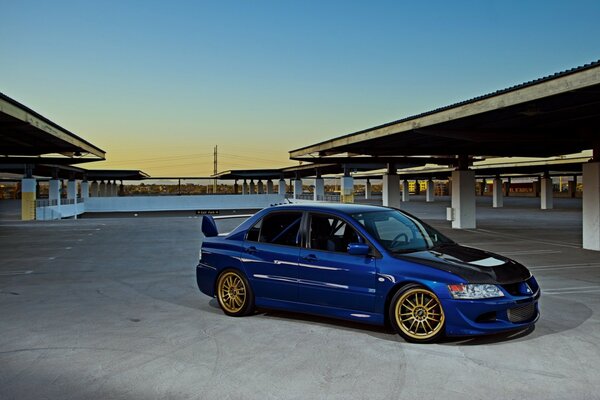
xmin=390 ymin=232 xmax=409 ymax=249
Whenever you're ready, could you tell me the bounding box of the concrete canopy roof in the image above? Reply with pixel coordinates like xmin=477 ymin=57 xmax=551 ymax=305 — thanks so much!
xmin=0 ymin=92 xmax=105 ymax=159
xmin=352 ymin=157 xmax=588 ymax=180
xmin=290 ymin=60 xmax=600 ymax=160
xmin=214 ymin=162 xmax=392 ymax=181
xmin=84 ymin=170 xmax=150 ymax=181
xmin=0 ymin=163 xmax=149 ymax=181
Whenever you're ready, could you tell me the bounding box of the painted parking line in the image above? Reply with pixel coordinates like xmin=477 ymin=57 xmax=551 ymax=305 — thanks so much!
xmin=530 ymin=263 xmax=600 ymax=271
xmin=464 ymin=228 xmax=581 ymax=249
xmin=501 ymin=249 xmax=562 ymax=256
xmin=543 ymin=286 xmax=600 ymax=295
xmin=0 ymin=270 xmax=33 ymax=276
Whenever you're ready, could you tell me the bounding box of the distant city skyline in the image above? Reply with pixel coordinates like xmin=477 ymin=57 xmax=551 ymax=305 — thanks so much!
xmin=2 ymin=1 xmax=600 ymax=176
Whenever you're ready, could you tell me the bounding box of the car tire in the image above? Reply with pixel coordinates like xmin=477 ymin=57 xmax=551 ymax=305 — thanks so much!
xmin=389 ymin=283 xmax=445 ymax=343
xmin=216 ymin=269 xmax=255 ymax=317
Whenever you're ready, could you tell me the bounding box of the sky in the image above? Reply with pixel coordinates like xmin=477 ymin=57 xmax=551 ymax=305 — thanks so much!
xmin=1 ymin=0 xmax=600 ymax=176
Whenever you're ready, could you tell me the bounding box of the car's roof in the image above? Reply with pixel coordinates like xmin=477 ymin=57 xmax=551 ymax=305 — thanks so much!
xmin=269 ymin=203 xmax=389 ymax=215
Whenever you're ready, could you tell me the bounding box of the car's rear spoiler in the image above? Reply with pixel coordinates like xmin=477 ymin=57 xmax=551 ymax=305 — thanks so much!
xmin=201 ymin=214 xmax=255 ymax=237
xmin=201 ymin=215 xmax=219 ymax=237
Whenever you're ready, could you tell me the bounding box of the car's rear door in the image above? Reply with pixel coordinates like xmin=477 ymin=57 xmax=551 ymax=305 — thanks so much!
xmin=298 ymin=212 xmax=377 ymax=312
xmin=242 ymin=211 xmax=302 ymax=302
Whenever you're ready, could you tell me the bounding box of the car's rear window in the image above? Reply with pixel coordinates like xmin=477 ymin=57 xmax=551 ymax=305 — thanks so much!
xmin=246 ymin=212 xmax=302 ymax=247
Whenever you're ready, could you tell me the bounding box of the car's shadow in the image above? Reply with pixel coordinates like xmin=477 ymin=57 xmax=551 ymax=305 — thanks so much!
xmin=208 ymin=294 xmax=592 ymax=346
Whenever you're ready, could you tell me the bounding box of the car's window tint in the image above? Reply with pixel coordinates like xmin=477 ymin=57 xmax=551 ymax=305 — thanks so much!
xmin=351 ymin=210 xmax=453 ymax=254
xmin=256 ymin=212 xmax=302 ymax=246
xmin=309 ymin=213 xmax=361 ymax=253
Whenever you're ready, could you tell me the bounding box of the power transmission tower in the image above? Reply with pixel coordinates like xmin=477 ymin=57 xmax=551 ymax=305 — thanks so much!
xmin=213 ymin=145 xmax=218 ymax=193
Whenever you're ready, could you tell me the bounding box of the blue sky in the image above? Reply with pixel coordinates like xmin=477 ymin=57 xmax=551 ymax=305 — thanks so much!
xmin=1 ymin=0 xmax=599 ymax=175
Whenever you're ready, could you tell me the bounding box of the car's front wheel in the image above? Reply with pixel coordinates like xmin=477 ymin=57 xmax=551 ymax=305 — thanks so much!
xmin=389 ymin=284 xmax=445 ymax=343
xmin=216 ymin=269 xmax=255 ymax=317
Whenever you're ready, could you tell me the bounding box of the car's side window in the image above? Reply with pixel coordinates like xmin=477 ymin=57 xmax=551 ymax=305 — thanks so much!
xmin=249 ymin=212 xmax=302 ymax=247
xmin=246 ymin=219 xmax=261 ymax=242
xmin=309 ymin=213 xmax=361 ymax=253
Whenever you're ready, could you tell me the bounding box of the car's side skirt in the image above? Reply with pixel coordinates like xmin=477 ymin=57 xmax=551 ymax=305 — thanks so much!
xmin=255 ymin=297 xmax=385 ymax=326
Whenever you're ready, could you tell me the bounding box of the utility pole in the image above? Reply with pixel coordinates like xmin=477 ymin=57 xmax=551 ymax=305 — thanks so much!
xmin=213 ymin=145 xmax=218 ymax=194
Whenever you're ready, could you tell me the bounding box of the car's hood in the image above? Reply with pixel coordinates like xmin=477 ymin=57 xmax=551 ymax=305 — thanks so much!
xmin=394 ymin=244 xmax=531 ymax=284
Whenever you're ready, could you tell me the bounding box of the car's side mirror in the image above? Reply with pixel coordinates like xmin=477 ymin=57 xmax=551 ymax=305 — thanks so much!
xmin=347 ymin=243 xmax=370 ymax=256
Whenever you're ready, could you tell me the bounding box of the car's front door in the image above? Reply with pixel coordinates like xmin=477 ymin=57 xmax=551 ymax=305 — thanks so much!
xmin=298 ymin=212 xmax=376 ymax=312
xmin=242 ymin=211 xmax=302 ymax=302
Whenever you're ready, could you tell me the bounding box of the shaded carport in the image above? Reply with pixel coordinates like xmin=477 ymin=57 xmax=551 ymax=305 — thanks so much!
xmin=1 ymin=92 xmax=106 ymax=219
xmin=290 ymin=60 xmax=600 ymax=250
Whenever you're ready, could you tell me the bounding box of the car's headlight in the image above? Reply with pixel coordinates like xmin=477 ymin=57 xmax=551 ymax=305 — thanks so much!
xmin=198 ymin=248 xmax=202 ymax=261
xmin=448 ymin=284 xmax=504 ymax=299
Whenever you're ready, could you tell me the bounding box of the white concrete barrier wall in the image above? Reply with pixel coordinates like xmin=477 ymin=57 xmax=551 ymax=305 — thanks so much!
xmin=36 ymin=203 xmax=85 ymax=220
xmin=85 ymin=194 xmax=287 ymax=213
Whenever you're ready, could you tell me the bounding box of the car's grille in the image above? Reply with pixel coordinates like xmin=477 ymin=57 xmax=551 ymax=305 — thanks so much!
xmin=507 ymin=303 xmax=536 ymax=323
xmin=501 ymin=276 xmax=538 ymax=296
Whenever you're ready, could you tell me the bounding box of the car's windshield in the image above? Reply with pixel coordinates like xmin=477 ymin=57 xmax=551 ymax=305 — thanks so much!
xmin=351 ymin=210 xmax=454 ymax=254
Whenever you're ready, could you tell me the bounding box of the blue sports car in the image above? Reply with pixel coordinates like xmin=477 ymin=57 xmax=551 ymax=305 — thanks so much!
xmin=196 ymin=204 xmax=539 ymax=343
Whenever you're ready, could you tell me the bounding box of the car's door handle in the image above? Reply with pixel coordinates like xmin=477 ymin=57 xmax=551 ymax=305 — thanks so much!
xmin=245 ymin=246 xmax=257 ymax=254
xmin=301 ymin=254 xmax=318 ymax=262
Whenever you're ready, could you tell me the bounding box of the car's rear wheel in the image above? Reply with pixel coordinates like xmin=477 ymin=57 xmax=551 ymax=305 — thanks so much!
xmin=389 ymin=284 xmax=445 ymax=343
xmin=216 ymin=269 xmax=254 ymax=317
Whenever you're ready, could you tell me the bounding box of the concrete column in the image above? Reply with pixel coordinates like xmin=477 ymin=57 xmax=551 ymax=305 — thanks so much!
xmin=278 ymin=179 xmax=286 ymax=195
xmin=340 ymin=176 xmax=354 ymax=203
xmin=81 ymin=181 xmax=90 ymax=199
xmin=383 ymin=174 xmax=400 ymax=208
xmin=492 ymin=177 xmax=503 ymax=208
xmin=479 ymin=179 xmax=487 ymax=196
xmin=583 ymin=162 xmax=600 ymax=251
xmin=293 ymin=179 xmax=303 ymax=199
xmin=451 ymin=170 xmax=476 ymax=229
xmin=49 ymin=179 xmax=61 ymax=204
xmin=402 ymin=180 xmax=410 ymax=202
xmin=541 ymin=177 xmax=553 ymax=210
xmin=257 ymin=180 xmax=264 ymax=194
xmin=533 ymin=178 xmax=541 ymax=197
xmin=426 ymin=179 xmax=435 ymax=202
xmin=504 ymin=178 xmax=511 ymax=197
xmin=242 ymin=180 xmax=248 ymax=195
xmin=249 ymin=180 xmax=256 ymax=195
xmin=266 ymin=180 xmax=274 ymax=194
xmin=111 ymin=181 xmax=118 ymax=197
xmin=365 ymin=179 xmax=372 ymax=200
xmin=233 ymin=181 xmax=239 ymax=194
xmin=99 ymin=181 xmax=106 ymax=197
xmin=21 ymin=178 xmax=36 ymax=221
xmin=568 ymin=177 xmax=576 ymax=198
xmin=314 ymin=177 xmax=325 ymax=201
xmin=67 ymin=180 xmax=77 ymax=200
xmin=90 ymin=181 xmax=99 ymax=197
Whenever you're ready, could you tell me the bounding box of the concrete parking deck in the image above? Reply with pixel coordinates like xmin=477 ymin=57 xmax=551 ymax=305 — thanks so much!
xmin=1 ymin=197 xmax=599 ymax=399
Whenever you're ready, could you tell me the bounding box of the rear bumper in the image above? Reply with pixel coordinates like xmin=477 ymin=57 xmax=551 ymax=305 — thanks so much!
xmin=196 ymin=262 xmax=218 ymax=297
xmin=442 ymin=294 xmax=540 ymax=336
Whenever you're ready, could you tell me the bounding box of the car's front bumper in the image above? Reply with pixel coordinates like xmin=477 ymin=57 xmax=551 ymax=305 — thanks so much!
xmin=442 ymin=291 xmax=540 ymax=336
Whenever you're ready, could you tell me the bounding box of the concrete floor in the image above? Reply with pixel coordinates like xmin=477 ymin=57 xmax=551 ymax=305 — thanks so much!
xmin=1 ymin=196 xmax=599 ymax=399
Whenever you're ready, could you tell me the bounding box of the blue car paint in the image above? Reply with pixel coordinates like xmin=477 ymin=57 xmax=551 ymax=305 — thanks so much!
xmin=196 ymin=203 xmax=539 ymax=336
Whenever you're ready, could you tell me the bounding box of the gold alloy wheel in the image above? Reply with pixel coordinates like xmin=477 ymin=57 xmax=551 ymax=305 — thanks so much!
xmin=217 ymin=271 xmax=247 ymax=314
xmin=394 ymin=288 xmax=445 ymax=341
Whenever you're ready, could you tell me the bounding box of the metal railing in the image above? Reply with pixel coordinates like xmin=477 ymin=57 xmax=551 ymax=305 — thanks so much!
xmin=285 ymin=193 xmax=341 ymax=202
xmin=36 ymin=199 xmax=58 ymax=207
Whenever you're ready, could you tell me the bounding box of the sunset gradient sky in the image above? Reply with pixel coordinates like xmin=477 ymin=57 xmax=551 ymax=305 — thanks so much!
xmin=1 ymin=1 xmax=600 ymax=176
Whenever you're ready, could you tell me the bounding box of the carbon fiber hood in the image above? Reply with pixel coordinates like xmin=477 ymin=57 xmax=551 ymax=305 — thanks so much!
xmin=394 ymin=244 xmax=531 ymax=284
